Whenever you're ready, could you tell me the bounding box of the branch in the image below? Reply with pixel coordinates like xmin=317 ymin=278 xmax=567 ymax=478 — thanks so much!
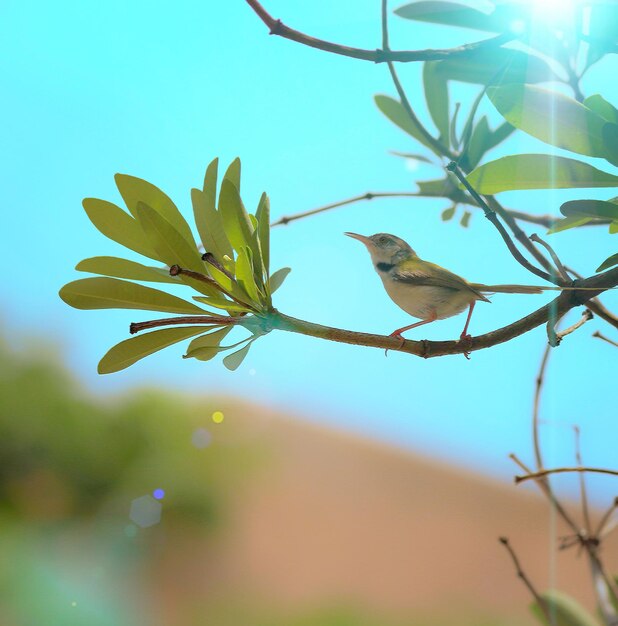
xmin=593 ymin=330 xmax=618 ymax=347
xmin=567 ymin=267 xmax=618 ymax=330
xmin=244 ymin=0 xmax=513 ymax=64
xmin=516 ymin=467 xmax=618 ymax=484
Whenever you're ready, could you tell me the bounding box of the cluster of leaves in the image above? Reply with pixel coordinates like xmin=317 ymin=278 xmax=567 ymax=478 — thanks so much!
xmin=59 ymin=159 xmax=290 ymax=373
xmin=376 ymin=0 xmax=618 ymax=273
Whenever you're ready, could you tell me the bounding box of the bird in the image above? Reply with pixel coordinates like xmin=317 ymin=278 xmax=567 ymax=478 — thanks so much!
xmin=345 ymin=232 xmax=548 ymax=344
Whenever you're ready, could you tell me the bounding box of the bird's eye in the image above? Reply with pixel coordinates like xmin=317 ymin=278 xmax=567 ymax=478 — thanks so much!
xmin=379 ymin=236 xmax=389 ymax=245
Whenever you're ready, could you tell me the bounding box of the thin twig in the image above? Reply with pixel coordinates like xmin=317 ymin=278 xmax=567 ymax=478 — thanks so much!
xmin=516 ymin=467 xmax=618 ymax=484
xmin=595 ymin=497 xmax=618 ymax=538
xmin=532 ymin=346 xmax=551 ymax=471
xmin=530 ymin=233 xmax=569 ymax=281
xmin=574 ymin=426 xmax=593 ymax=539
xmin=566 ymin=266 xmax=618 ymax=330
xmin=593 ymin=330 xmax=618 ymax=347
xmin=556 ymin=309 xmax=593 ymax=340
xmin=244 ymin=0 xmax=513 ymax=64
xmin=447 ymin=162 xmax=555 ymax=283
xmin=499 ymin=537 xmax=552 ymax=622
xmin=130 ymin=315 xmax=241 ymax=334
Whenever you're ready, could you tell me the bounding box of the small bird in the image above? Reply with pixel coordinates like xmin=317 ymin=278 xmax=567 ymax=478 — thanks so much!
xmin=345 ymin=232 xmax=547 ymax=343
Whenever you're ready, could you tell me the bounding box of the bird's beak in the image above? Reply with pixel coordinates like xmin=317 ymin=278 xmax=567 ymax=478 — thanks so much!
xmin=345 ymin=232 xmax=372 ymax=247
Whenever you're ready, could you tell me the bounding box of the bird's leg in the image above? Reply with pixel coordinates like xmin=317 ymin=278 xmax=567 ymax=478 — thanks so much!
xmin=388 ymin=312 xmax=437 ymax=350
xmin=458 ymin=301 xmax=476 ymax=360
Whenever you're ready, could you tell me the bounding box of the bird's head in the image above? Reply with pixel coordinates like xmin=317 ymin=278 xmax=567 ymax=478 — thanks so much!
xmin=345 ymin=232 xmax=417 ymax=266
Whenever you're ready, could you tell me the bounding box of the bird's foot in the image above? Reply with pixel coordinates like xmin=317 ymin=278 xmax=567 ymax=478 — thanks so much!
xmin=458 ymin=333 xmax=473 ymax=360
xmin=385 ymin=331 xmax=406 ymax=356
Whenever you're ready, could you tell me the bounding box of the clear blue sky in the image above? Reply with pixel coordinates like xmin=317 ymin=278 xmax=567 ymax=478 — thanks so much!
xmin=2 ymin=0 xmax=617 ymax=499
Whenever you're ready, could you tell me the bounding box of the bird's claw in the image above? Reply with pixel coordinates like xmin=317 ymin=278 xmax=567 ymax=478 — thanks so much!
xmin=385 ymin=332 xmax=405 ymax=356
xmin=458 ymin=333 xmax=473 ymax=360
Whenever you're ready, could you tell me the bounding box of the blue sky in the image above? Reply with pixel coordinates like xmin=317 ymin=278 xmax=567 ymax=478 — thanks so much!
xmin=2 ymin=0 xmax=617 ymax=500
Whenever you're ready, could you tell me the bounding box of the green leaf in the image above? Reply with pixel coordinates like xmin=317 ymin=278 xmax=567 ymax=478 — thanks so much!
xmin=219 ymin=179 xmax=254 ymax=255
xmin=184 ymin=326 xmax=233 ymax=361
xmin=487 ymin=84 xmax=611 ymax=160
xmin=441 ymin=206 xmax=456 ymax=221
xmin=417 ymin=177 xmax=469 ymax=203
xmin=423 ymin=61 xmax=450 ymax=143
xmin=115 ymin=174 xmax=196 ymax=247
xmin=222 ymin=341 xmax=252 ymax=371
xmin=610 ymin=222 xmax=618 ymax=234
xmin=75 ymin=256 xmax=180 ymax=284
xmin=486 ymin=121 xmax=515 ymax=151
xmin=465 ymin=115 xmax=491 ymax=168
xmin=269 ymin=267 xmax=291 ymax=294
xmin=255 ymin=192 xmax=270 ymax=278
xmin=223 ymin=157 xmax=241 ymax=191
xmin=561 ymin=199 xmax=618 ymax=220
xmin=530 ymin=589 xmax=602 ymax=626
xmin=433 ymin=47 xmax=556 ymax=85
xmin=59 ymin=277 xmax=207 ymax=314
xmin=460 ymin=210 xmax=471 ymax=227
xmin=193 ymin=296 xmax=249 ymax=313
xmin=597 ymin=253 xmax=618 ymax=272
xmin=135 ymin=202 xmax=205 ymax=275
xmin=584 ymin=94 xmax=618 ymax=124
xmin=82 ymin=198 xmax=157 ymax=260
xmin=204 ymin=261 xmax=255 ymax=307
xmin=466 ymin=155 xmax=618 ymax=194
xmin=98 ymin=326 xmax=212 ymax=374
xmin=390 ymin=152 xmax=433 ymax=163
xmin=547 ymin=215 xmax=593 ymax=234
xmin=602 ymin=123 xmax=618 ymax=167
xmin=191 ymin=187 xmax=234 ymax=266
xmin=236 ymin=247 xmax=261 ymax=304
xmin=394 ymin=2 xmax=505 ymax=32
xmin=374 ymin=95 xmax=439 ymax=154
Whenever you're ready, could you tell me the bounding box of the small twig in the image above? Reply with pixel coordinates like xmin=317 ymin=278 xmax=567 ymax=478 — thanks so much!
xmin=447 ymin=162 xmax=555 ymax=283
xmin=244 ymin=0 xmax=513 ymax=64
xmin=596 ymin=498 xmax=618 ymax=538
xmin=556 ymin=309 xmax=593 ymax=340
xmin=130 ymin=315 xmax=241 ymax=334
xmin=593 ymin=330 xmax=618 ymax=348
xmin=499 ymin=537 xmax=552 ymax=622
xmin=566 ymin=266 xmax=618 ymax=330
xmin=574 ymin=426 xmax=593 ymax=540
xmin=516 ymin=467 xmax=618 ymax=484
xmin=532 ymin=346 xmax=551 ymax=471
xmin=530 ymin=233 xmax=569 ymax=281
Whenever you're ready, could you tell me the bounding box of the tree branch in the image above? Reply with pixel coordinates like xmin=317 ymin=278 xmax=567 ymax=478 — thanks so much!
xmin=516 ymin=466 xmax=618 ymax=484
xmin=244 ymin=0 xmax=513 ymax=64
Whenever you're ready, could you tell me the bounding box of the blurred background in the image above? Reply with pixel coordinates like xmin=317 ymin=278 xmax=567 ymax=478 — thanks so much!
xmin=1 ymin=1 xmax=617 ymax=624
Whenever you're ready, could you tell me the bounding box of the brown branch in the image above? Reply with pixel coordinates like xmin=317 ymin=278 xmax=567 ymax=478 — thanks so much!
xmin=130 ymin=315 xmax=242 ymax=334
xmin=516 ymin=467 xmax=618 ymax=484
xmin=593 ymin=330 xmax=618 ymax=347
xmin=499 ymin=537 xmax=552 ymax=622
xmin=574 ymin=426 xmax=593 ymax=539
xmin=595 ymin=497 xmax=618 ymax=538
xmin=556 ymin=309 xmax=593 ymax=340
xmin=532 ymin=346 xmax=551 ymax=471
xmin=530 ymin=233 xmax=569 ymax=281
xmin=567 ymin=267 xmax=618 ymax=330
xmin=245 ymin=0 xmax=513 ymax=64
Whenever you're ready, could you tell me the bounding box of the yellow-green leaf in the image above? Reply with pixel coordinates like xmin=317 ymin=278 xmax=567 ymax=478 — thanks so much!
xmin=219 ymin=179 xmax=254 ymax=255
xmin=222 ymin=342 xmax=252 ymax=371
xmin=59 ymin=277 xmax=207 ymax=314
xmin=98 ymin=326 xmax=212 ymax=374
xmin=255 ymin=192 xmax=270 ymax=277
xmin=269 ymin=267 xmax=291 ymax=294
xmin=185 ymin=326 xmax=233 ymax=360
xmin=597 ymin=253 xmax=618 ymax=272
xmin=76 ymin=256 xmax=180 ymax=284
xmin=193 ymin=296 xmax=249 ymax=313
xmin=82 ymin=198 xmax=157 ymax=260
xmin=115 ymin=174 xmax=196 ymax=247
xmin=547 ymin=215 xmax=592 ymax=234
xmin=191 ymin=187 xmax=234 ymax=267
xmin=466 ymin=155 xmax=618 ymax=194
xmin=223 ymin=157 xmax=241 ymax=191
xmin=584 ymin=94 xmax=618 ymax=124
xmin=561 ymin=199 xmax=618 ymax=220
xmin=530 ymin=589 xmax=602 ymax=626
xmin=423 ymin=61 xmax=450 ymax=143
xmin=236 ymin=247 xmax=261 ymax=304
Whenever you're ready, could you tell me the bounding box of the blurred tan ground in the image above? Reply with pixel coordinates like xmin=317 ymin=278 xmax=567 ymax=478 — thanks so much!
xmin=154 ymin=403 xmax=616 ymax=625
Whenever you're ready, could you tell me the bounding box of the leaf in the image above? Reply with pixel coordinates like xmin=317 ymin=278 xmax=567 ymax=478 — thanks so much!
xmin=530 ymin=589 xmax=602 ymax=626
xmin=98 ymin=326 xmax=213 ymax=374
xmin=193 ymin=296 xmax=249 ymax=313
xmin=465 ymin=115 xmax=491 ymax=168
xmin=255 ymin=192 xmax=270 ymax=278
xmin=115 ymin=174 xmax=196 ymax=247
xmin=235 ymin=247 xmax=261 ymax=304
xmin=487 ymin=84 xmax=611 ymax=160
xmin=602 ymin=123 xmax=618 ymax=167
xmin=466 ymin=155 xmax=618 ymax=194
xmin=82 ymin=198 xmax=157 ymax=260
xmin=597 ymin=253 xmax=618 ymax=272
xmin=223 ymin=157 xmax=241 ymax=191
xmin=584 ymin=94 xmax=618 ymax=124
xmin=390 ymin=151 xmax=433 ymax=163
xmin=547 ymin=215 xmax=593 ymax=234
xmin=191 ymin=187 xmax=234 ymax=265
xmin=460 ymin=210 xmax=471 ymax=227
xmin=433 ymin=47 xmax=556 ymax=85
xmin=222 ymin=342 xmax=252 ymax=371
xmin=135 ymin=202 xmax=205 ymax=275
xmin=561 ymin=199 xmax=618 ymax=220
xmin=219 ymin=179 xmax=254 ymax=255
xmin=486 ymin=121 xmax=515 ymax=151
xmin=423 ymin=61 xmax=450 ymax=142
xmin=441 ymin=206 xmax=456 ymax=221
xmin=450 ymin=102 xmax=461 ymax=149
xmin=417 ymin=177 xmax=469 ymax=203
xmin=59 ymin=277 xmax=207 ymax=314
xmin=394 ymin=2 xmax=505 ymax=32
xmin=610 ymin=222 xmax=618 ymax=235
xmin=76 ymin=256 xmax=180 ymax=284
xmin=184 ymin=326 xmax=233 ymax=361
xmin=269 ymin=267 xmax=291 ymax=294
xmin=374 ymin=95 xmax=439 ymax=154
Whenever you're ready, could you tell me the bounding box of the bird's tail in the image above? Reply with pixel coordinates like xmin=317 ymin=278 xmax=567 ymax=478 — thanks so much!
xmin=471 ymin=283 xmax=609 ymax=295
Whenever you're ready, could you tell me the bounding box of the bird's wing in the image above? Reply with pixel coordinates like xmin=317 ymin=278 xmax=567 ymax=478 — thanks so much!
xmin=393 ymin=260 xmax=490 ymax=302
